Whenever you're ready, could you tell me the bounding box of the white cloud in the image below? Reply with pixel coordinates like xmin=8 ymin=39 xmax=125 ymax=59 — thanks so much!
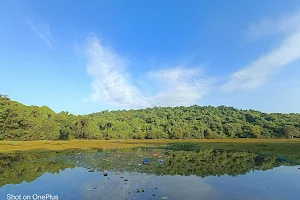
xmin=25 ymin=19 xmax=52 ymax=49
xmin=84 ymin=35 xmax=211 ymax=109
xmin=222 ymin=11 xmax=300 ymax=93
xmin=149 ymin=67 xmax=211 ymax=107
xmin=85 ymin=35 xmax=149 ymax=108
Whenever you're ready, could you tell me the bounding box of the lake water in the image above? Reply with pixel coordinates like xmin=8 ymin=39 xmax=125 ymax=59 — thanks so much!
xmin=0 ymin=148 xmax=299 ymax=200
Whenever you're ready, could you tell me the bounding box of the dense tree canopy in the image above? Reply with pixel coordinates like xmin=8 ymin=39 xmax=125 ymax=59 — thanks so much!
xmin=0 ymin=96 xmax=299 ymax=140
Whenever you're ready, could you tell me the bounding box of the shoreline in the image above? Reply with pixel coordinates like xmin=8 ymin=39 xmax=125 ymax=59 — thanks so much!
xmin=0 ymin=138 xmax=299 ymax=153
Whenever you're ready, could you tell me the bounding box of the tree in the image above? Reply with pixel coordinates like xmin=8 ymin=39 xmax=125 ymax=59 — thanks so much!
xmin=223 ymin=123 xmax=242 ymax=138
xmin=284 ymin=126 xmax=300 ymax=138
xmin=0 ymin=94 xmax=9 ymax=100
xmin=251 ymin=125 xmax=262 ymax=138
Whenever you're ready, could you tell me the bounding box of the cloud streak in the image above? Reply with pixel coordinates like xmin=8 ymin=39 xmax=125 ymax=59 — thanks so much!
xmin=222 ymin=11 xmax=300 ymax=93
xmin=149 ymin=67 xmax=210 ymax=107
xmin=85 ymin=35 xmax=210 ymax=109
xmin=25 ymin=19 xmax=52 ymax=49
xmin=85 ymin=35 xmax=149 ymax=108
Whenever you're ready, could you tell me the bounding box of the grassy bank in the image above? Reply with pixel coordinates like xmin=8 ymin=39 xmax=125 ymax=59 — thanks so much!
xmin=0 ymin=138 xmax=299 ymax=151
xmin=1 ymin=139 xmax=300 ymax=163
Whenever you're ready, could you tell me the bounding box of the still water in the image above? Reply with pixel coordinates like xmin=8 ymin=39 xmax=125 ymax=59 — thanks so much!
xmin=0 ymin=149 xmax=299 ymax=200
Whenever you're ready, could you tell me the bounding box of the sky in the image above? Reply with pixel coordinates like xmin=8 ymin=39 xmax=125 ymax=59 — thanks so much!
xmin=1 ymin=0 xmax=300 ymax=114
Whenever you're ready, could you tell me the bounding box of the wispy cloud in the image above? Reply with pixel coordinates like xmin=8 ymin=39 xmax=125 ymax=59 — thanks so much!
xmin=222 ymin=11 xmax=300 ymax=93
xmin=25 ymin=19 xmax=52 ymax=49
xmin=148 ymin=67 xmax=211 ymax=107
xmin=84 ymin=35 xmax=211 ymax=109
xmin=85 ymin=35 xmax=149 ymax=108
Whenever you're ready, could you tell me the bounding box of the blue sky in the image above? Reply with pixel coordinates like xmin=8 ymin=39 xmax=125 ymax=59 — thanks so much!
xmin=1 ymin=0 xmax=300 ymax=114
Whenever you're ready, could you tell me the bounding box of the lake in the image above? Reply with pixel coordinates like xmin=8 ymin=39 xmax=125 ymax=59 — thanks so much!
xmin=0 ymin=148 xmax=299 ymax=200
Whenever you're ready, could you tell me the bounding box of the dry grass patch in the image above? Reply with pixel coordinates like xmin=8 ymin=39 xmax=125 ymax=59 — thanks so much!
xmin=0 ymin=138 xmax=299 ymax=153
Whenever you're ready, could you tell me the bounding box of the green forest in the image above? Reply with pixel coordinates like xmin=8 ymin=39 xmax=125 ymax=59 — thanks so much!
xmin=1 ymin=95 xmax=300 ymax=141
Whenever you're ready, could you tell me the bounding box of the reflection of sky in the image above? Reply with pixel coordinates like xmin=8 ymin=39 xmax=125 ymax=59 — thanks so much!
xmin=0 ymin=166 xmax=299 ymax=200
xmin=149 ymin=175 xmax=216 ymax=200
xmin=206 ymin=166 xmax=300 ymax=200
xmin=84 ymin=173 xmax=216 ymax=200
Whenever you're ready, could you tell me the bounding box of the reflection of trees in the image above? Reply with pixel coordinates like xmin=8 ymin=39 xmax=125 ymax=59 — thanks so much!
xmin=0 ymin=149 xmax=293 ymax=188
xmin=60 ymin=149 xmax=292 ymax=178
xmin=154 ymin=150 xmax=289 ymax=177
xmin=0 ymin=152 xmax=74 ymax=187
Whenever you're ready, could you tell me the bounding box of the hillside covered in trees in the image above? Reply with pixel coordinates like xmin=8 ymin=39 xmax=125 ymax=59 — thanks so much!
xmin=0 ymin=95 xmax=299 ymax=141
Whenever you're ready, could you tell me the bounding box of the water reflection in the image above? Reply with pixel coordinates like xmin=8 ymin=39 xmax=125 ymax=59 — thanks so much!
xmin=0 ymin=149 xmax=299 ymax=200
xmin=0 ymin=151 xmax=74 ymax=187
xmin=55 ymin=148 xmax=294 ymax=177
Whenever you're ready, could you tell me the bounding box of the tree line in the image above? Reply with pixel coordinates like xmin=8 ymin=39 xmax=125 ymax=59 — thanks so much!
xmin=0 ymin=95 xmax=300 ymax=140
